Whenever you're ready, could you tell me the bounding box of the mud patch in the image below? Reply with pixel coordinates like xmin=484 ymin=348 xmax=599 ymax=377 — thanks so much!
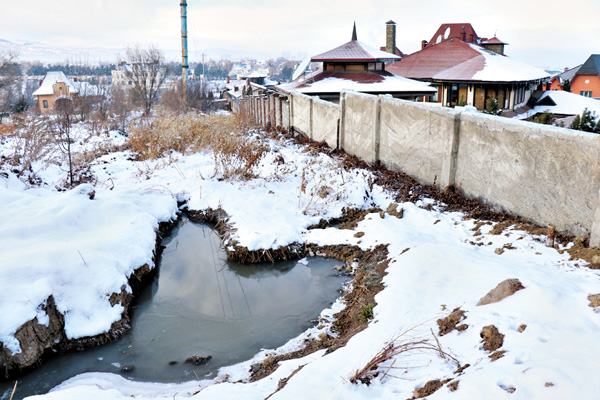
xmin=437 ymin=308 xmax=468 ymax=336
xmin=588 ymin=294 xmax=600 ymax=308
xmin=480 ymin=325 xmax=504 ymax=352
xmin=413 ymin=378 xmax=451 ymax=398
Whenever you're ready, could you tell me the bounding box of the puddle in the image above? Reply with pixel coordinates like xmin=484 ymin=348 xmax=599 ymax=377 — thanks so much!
xmin=1 ymin=218 xmax=347 ymax=399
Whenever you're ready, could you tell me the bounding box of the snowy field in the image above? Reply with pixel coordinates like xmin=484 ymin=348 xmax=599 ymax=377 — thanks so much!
xmin=1 ymin=117 xmax=599 ymax=399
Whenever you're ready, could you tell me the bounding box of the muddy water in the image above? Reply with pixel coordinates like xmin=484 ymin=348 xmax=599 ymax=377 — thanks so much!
xmin=1 ymin=218 xmax=346 ymax=399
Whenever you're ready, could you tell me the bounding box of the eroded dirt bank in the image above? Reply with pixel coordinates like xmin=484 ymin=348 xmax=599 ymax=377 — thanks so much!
xmin=0 ymin=220 xmax=177 ymax=381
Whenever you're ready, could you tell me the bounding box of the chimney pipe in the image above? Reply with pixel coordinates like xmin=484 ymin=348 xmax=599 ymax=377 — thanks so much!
xmin=385 ymin=20 xmax=396 ymax=55
xmin=421 ymin=40 xmax=428 ymax=50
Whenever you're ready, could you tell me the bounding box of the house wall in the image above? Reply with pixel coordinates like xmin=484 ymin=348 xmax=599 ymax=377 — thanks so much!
xmin=571 ymin=74 xmax=600 ymax=98
xmin=242 ymin=90 xmax=600 ymax=245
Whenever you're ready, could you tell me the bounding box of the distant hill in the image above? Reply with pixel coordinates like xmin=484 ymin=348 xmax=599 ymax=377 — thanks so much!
xmin=0 ymin=38 xmax=278 ymax=64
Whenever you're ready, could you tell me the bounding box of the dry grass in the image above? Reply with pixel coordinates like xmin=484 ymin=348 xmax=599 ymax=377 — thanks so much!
xmin=128 ymin=111 xmax=267 ymax=180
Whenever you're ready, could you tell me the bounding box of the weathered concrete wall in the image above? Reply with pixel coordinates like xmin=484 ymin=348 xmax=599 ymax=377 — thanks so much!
xmin=238 ymin=90 xmax=600 ymax=244
xmin=455 ymin=113 xmax=600 ymax=237
xmin=312 ymin=97 xmax=339 ymax=148
xmin=291 ymin=92 xmax=311 ymax=136
xmin=342 ymin=91 xmax=379 ymax=163
xmin=379 ymin=97 xmax=459 ymax=187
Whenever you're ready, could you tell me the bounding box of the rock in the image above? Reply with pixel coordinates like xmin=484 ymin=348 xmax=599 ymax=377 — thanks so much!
xmin=477 ymin=278 xmax=525 ymax=306
xmin=480 ymin=325 xmax=504 ymax=352
xmin=494 ymin=248 xmax=504 ymax=255
xmin=168 ymin=360 xmax=178 ymax=365
xmin=592 ymin=255 xmax=600 ymax=264
xmin=518 ymin=324 xmax=527 ymax=333
xmin=185 ymin=355 xmax=212 ymax=365
xmin=588 ymin=294 xmax=600 ymax=307
xmin=214 ymin=373 xmax=230 ymax=384
xmin=354 ymin=231 xmax=365 ymax=238
xmin=574 ymin=236 xmax=586 ymax=246
xmin=120 ymin=365 xmax=135 ymax=373
xmin=250 ymin=363 xmax=261 ymax=373
xmin=318 ymin=333 xmax=328 ymax=340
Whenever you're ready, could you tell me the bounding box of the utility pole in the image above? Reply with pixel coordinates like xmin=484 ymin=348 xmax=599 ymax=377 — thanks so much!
xmin=180 ymin=0 xmax=188 ymax=106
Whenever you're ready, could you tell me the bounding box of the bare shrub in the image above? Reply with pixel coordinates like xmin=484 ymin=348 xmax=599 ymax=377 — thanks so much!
xmin=349 ymin=328 xmax=459 ymax=385
xmin=9 ymin=114 xmax=56 ymax=174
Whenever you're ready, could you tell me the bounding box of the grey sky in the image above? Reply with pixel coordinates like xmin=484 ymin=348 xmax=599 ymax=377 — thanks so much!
xmin=2 ymin=0 xmax=599 ymax=69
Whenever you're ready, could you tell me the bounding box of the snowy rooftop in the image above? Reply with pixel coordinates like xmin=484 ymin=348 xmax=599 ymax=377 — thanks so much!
xmin=388 ymin=39 xmax=549 ymax=83
xmin=533 ymin=90 xmax=600 ymax=116
xmin=312 ymin=40 xmax=401 ymax=63
xmin=32 ymin=71 xmax=78 ymax=97
xmin=277 ymin=70 xmax=436 ymax=95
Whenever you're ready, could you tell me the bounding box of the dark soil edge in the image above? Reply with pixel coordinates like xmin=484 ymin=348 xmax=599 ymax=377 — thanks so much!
xmin=0 ymin=218 xmax=179 ymax=382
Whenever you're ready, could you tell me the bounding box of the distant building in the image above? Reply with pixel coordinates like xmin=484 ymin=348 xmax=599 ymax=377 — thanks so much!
xmin=387 ymin=23 xmax=549 ymax=112
xmin=32 ymin=71 xmax=79 ymax=114
xmin=547 ymin=65 xmax=582 ymax=91
xmin=277 ymin=23 xmax=436 ymax=102
xmin=569 ymin=55 xmax=600 ymax=98
xmin=111 ymin=62 xmax=134 ymax=87
xmin=529 ymin=90 xmax=600 ymax=126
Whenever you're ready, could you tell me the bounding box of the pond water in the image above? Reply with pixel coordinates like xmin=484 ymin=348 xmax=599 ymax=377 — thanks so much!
xmin=1 ymin=217 xmax=347 ymax=399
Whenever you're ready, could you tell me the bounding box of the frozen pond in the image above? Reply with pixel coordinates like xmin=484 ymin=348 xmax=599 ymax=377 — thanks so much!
xmin=1 ymin=217 xmax=347 ymax=399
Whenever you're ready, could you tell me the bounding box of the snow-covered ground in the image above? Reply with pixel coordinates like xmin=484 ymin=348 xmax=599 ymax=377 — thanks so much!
xmin=1 ymin=117 xmax=599 ymax=399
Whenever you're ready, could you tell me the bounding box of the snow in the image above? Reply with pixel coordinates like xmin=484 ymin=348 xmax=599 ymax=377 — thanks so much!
xmin=533 ymin=90 xmax=600 ymax=117
xmin=282 ymin=74 xmax=436 ymax=95
xmin=470 ymin=44 xmax=550 ymax=82
xmin=2 ymin=118 xmax=600 ymax=399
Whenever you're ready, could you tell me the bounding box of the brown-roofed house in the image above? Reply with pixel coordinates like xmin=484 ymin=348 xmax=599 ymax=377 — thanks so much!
xmin=277 ymin=23 xmax=435 ymax=102
xmin=388 ymin=23 xmax=548 ymax=112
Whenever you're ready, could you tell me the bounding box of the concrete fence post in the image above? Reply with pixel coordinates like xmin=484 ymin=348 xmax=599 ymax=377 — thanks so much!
xmin=590 ymin=192 xmax=600 ymax=246
xmin=439 ymin=112 xmax=462 ymax=188
xmin=339 ymin=90 xmax=347 ymax=150
xmin=374 ymin=95 xmax=383 ymax=163
xmin=289 ymin=93 xmax=295 ymax=135
xmin=309 ymin=96 xmax=314 ymax=140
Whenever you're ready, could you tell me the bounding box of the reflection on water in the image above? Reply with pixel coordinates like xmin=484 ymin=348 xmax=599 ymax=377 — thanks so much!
xmin=1 ymin=217 xmax=346 ymax=399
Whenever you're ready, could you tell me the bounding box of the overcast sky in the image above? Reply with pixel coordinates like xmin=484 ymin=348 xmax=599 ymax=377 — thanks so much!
xmin=2 ymin=0 xmax=599 ymax=70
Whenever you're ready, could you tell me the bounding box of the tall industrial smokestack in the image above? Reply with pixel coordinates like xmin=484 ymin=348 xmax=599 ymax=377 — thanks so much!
xmin=180 ymin=0 xmax=188 ymax=105
xmin=385 ymin=20 xmax=396 ymax=55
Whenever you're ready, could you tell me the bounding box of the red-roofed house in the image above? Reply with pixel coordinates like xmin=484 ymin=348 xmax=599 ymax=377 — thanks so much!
xmin=388 ymin=23 xmax=548 ymax=112
xmin=277 ymin=24 xmax=435 ymax=102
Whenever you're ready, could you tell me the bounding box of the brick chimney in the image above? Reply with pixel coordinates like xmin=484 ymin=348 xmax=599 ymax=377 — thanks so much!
xmin=421 ymin=40 xmax=428 ymax=50
xmin=386 ymin=20 xmax=396 ymax=55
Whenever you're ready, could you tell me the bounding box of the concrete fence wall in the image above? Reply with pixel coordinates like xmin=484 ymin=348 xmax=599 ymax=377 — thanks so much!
xmin=238 ymin=90 xmax=600 ymax=245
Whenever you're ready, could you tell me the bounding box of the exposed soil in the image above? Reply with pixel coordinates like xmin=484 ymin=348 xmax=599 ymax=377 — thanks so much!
xmin=480 ymin=325 xmax=504 ymax=352
xmin=412 ymin=378 xmax=452 ymax=399
xmin=437 ymin=308 xmax=468 ymax=336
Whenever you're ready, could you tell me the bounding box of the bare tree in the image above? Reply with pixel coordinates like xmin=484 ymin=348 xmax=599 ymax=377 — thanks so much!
xmin=124 ymin=45 xmax=170 ymax=115
xmin=54 ymin=97 xmax=75 ymax=187
xmin=0 ymin=50 xmax=20 ymax=121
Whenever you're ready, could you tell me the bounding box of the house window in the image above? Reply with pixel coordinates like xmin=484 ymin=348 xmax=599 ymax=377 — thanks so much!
xmin=43 ymin=100 xmax=48 ymax=108
xmin=581 ymin=91 xmax=592 ymax=97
